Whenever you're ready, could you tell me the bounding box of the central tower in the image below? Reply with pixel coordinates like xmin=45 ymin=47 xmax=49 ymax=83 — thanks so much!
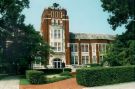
xmin=41 ymin=3 xmax=70 ymax=68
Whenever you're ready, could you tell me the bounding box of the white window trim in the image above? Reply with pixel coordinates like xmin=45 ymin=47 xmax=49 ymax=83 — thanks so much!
xmin=71 ymin=56 xmax=79 ymax=65
xmin=82 ymin=56 xmax=89 ymax=64
xmin=81 ymin=43 xmax=89 ymax=53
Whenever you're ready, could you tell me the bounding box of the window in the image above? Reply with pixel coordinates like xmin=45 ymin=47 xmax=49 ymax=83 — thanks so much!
xmin=81 ymin=44 xmax=89 ymax=52
xmin=58 ymin=42 xmax=61 ymax=51
xmin=92 ymin=56 xmax=97 ymax=63
xmin=71 ymin=56 xmax=78 ymax=65
xmin=54 ymin=42 xmax=57 ymax=51
xmin=58 ymin=30 xmax=61 ymax=38
xmin=70 ymin=44 xmax=73 ymax=52
xmin=52 ymin=42 xmax=62 ymax=52
xmin=86 ymin=56 xmax=89 ymax=64
xmin=82 ymin=56 xmax=85 ymax=64
xmin=74 ymin=44 xmax=78 ymax=52
xmin=70 ymin=44 xmax=78 ymax=52
xmin=53 ymin=59 xmax=62 ymax=68
xmin=54 ymin=30 xmax=57 ymax=38
xmin=71 ymin=56 xmax=74 ymax=64
xmin=99 ymin=44 xmax=106 ymax=53
xmin=85 ymin=45 xmax=88 ymax=52
xmin=81 ymin=45 xmax=84 ymax=52
xmin=53 ymin=30 xmax=61 ymax=39
xmin=82 ymin=56 xmax=89 ymax=64
xmin=99 ymin=56 xmax=103 ymax=63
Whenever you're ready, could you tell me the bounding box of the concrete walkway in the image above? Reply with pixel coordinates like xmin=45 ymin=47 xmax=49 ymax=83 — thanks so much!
xmin=0 ymin=76 xmax=19 ymax=89
xmin=84 ymin=82 xmax=135 ymax=89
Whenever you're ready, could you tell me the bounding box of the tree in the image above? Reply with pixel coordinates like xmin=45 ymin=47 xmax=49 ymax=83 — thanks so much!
xmin=101 ymin=0 xmax=135 ymax=66
xmin=0 ymin=0 xmax=51 ymax=74
xmin=101 ymin=0 xmax=135 ymax=30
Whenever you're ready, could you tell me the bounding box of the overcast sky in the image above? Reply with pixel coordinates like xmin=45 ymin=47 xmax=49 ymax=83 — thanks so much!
xmin=22 ymin=0 xmax=126 ymax=35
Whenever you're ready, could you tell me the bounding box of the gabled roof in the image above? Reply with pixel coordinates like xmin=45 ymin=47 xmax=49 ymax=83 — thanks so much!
xmin=70 ymin=33 xmax=115 ymax=40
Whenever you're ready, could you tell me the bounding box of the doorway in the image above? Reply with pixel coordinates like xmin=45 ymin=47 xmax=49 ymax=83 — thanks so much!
xmin=53 ymin=58 xmax=62 ymax=68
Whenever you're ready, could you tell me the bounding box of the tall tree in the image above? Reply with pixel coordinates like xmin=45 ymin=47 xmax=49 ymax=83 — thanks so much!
xmin=101 ymin=0 xmax=135 ymax=66
xmin=0 ymin=0 xmax=51 ymax=74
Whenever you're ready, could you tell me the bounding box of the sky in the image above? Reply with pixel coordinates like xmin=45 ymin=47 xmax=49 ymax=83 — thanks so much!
xmin=23 ymin=0 xmax=126 ymax=35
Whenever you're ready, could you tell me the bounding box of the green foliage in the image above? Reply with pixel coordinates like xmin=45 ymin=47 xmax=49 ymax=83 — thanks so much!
xmin=0 ymin=0 xmax=51 ymax=74
xmin=101 ymin=0 xmax=135 ymax=66
xmin=37 ymin=68 xmax=71 ymax=75
xmin=20 ymin=79 xmax=30 ymax=85
xmin=60 ymin=71 xmax=72 ymax=76
xmin=101 ymin=0 xmax=135 ymax=30
xmin=19 ymin=75 xmax=30 ymax=85
xmin=0 ymin=74 xmax=8 ymax=80
xmin=46 ymin=75 xmax=72 ymax=83
xmin=76 ymin=66 xmax=135 ymax=87
xmin=102 ymin=39 xmax=135 ymax=66
xmin=86 ymin=64 xmax=101 ymax=67
xmin=0 ymin=0 xmax=29 ymax=27
xmin=26 ymin=70 xmax=45 ymax=84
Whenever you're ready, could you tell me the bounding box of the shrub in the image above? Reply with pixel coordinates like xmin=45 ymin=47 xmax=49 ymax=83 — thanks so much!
xmin=37 ymin=68 xmax=71 ymax=75
xmin=85 ymin=64 xmax=101 ymax=67
xmin=76 ymin=66 xmax=135 ymax=87
xmin=26 ymin=70 xmax=45 ymax=84
xmin=60 ymin=71 xmax=72 ymax=76
xmin=46 ymin=76 xmax=71 ymax=83
xmin=0 ymin=74 xmax=8 ymax=80
xmin=0 ymin=64 xmax=8 ymax=74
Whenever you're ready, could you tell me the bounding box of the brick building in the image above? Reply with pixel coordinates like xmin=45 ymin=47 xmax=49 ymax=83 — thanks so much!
xmin=37 ymin=3 xmax=115 ymax=69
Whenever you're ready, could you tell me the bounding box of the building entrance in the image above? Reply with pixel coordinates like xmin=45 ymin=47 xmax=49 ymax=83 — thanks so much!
xmin=53 ymin=58 xmax=62 ymax=68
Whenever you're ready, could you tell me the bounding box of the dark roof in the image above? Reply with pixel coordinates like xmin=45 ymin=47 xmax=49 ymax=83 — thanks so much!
xmin=70 ymin=33 xmax=115 ymax=40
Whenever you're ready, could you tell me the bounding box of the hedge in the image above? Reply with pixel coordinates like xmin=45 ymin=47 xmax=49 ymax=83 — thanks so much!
xmin=86 ymin=64 xmax=101 ymax=67
xmin=26 ymin=70 xmax=45 ymax=84
xmin=60 ymin=71 xmax=72 ymax=76
xmin=36 ymin=68 xmax=71 ymax=74
xmin=76 ymin=66 xmax=135 ymax=87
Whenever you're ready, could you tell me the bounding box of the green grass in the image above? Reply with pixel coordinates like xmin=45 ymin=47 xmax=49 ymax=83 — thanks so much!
xmin=20 ymin=74 xmax=72 ymax=85
xmin=45 ymin=72 xmax=73 ymax=83
xmin=46 ymin=75 xmax=72 ymax=83
xmin=19 ymin=75 xmax=30 ymax=85
xmin=20 ymin=79 xmax=30 ymax=85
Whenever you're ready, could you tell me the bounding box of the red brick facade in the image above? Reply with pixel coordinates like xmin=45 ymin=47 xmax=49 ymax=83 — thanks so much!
xmin=40 ymin=3 xmax=114 ymax=68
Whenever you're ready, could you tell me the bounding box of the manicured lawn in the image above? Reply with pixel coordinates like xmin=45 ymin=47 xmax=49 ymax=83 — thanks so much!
xmin=20 ymin=75 xmax=30 ymax=85
xmin=20 ymin=74 xmax=73 ymax=85
xmin=20 ymin=79 xmax=30 ymax=85
xmin=46 ymin=74 xmax=72 ymax=83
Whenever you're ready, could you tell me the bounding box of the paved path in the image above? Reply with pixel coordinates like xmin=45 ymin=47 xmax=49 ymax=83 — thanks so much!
xmin=0 ymin=76 xmax=19 ymax=89
xmin=20 ymin=78 xmax=84 ymax=89
xmin=84 ymin=82 xmax=135 ymax=89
